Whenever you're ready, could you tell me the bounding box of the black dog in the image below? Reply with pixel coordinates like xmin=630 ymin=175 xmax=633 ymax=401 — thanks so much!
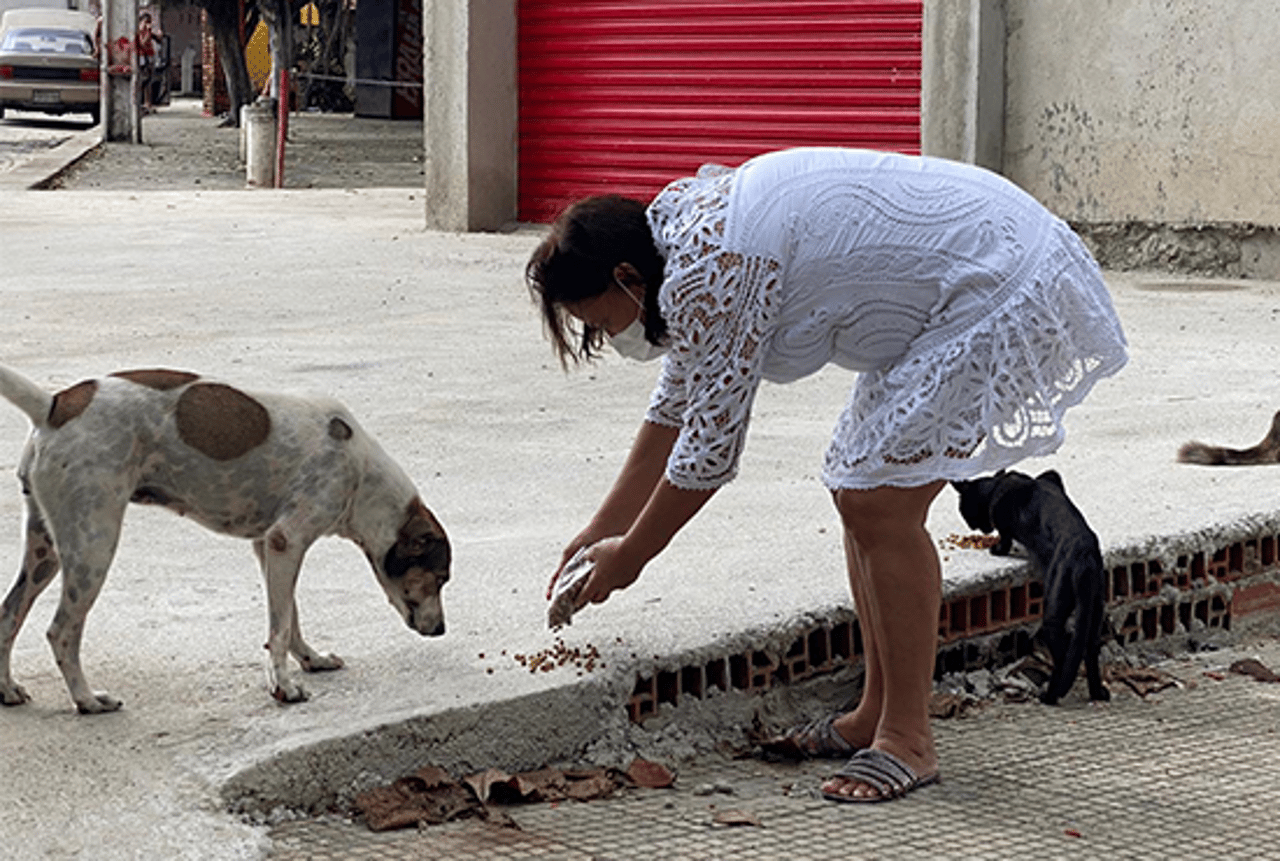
xmin=952 ymin=470 xmax=1110 ymax=705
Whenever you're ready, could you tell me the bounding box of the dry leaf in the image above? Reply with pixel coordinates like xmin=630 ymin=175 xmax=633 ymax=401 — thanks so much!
xmin=929 ymin=691 xmax=980 ymax=718
xmin=1230 ymin=658 xmax=1280 ymax=683
xmin=355 ymin=774 xmax=478 ymax=832
xmin=358 ymin=760 xmax=662 ymax=832
xmin=403 ymin=765 xmax=455 ymax=791
xmin=513 ymin=768 xmax=570 ymax=801
xmin=563 ymin=769 xmax=618 ymax=801
xmin=626 ymin=758 xmax=676 ymax=789
xmin=463 ymin=768 xmax=512 ymax=804
xmin=1106 ymin=665 xmax=1178 ymax=697
xmin=712 ymin=809 xmax=763 ymax=827
xmin=477 ymin=805 xmax=520 ymax=830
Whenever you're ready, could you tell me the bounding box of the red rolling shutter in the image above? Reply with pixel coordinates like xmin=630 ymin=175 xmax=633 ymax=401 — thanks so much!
xmin=517 ymin=0 xmax=922 ymax=223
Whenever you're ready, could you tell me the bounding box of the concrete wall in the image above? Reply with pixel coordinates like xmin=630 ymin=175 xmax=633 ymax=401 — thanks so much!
xmin=925 ymin=0 xmax=1280 ymax=276
xmin=1001 ymin=0 xmax=1280 ymax=228
xmin=422 ymin=0 xmax=517 ymax=231
xmin=921 ymin=0 xmax=1005 ymax=173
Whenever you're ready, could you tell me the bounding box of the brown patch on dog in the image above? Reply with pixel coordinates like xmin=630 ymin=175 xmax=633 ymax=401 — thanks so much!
xmin=268 ymin=529 xmax=289 ymax=554
xmin=111 ymin=369 xmax=200 ymax=390
xmin=402 ymin=498 xmax=446 ymax=544
xmin=48 ymin=380 xmax=98 ymax=428
xmin=383 ymin=498 xmax=451 ymax=580
xmin=175 ymin=383 xmax=271 ymax=461
xmin=329 ymin=417 xmax=353 ymax=441
xmin=31 ymin=559 xmax=57 ymax=586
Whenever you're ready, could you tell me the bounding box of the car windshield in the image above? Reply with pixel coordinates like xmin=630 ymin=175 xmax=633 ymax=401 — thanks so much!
xmin=0 ymin=27 xmax=93 ymax=56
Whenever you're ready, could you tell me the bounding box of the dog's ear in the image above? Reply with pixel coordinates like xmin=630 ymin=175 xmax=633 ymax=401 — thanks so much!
xmin=398 ymin=499 xmax=446 ymax=552
xmin=1036 ymin=469 xmax=1064 ymax=489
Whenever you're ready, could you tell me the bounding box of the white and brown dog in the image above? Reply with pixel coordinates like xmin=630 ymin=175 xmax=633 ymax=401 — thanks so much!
xmin=0 ymin=364 xmax=450 ymax=713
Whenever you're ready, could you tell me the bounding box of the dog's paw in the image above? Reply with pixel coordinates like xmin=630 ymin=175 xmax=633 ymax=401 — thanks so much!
xmin=271 ymin=680 xmax=310 ymax=704
xmin=299 ymin=653 xmax=344 ymax=673
xmin=1 ymin=681 xmax=31 ymax=706
xmin=75 ymin=692 xmax=123 ymax=714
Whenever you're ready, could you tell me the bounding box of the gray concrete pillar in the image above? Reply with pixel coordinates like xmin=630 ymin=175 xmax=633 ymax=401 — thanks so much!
xmin=102 ymin=0 xmax=140 ymax=142
xmin=244 ymin=101 xmax=276 ymax=187
xmin=921 ymin=0 xmax=1005 ymax=171
xmin=422 ymin=0 xmax=517 ymax=231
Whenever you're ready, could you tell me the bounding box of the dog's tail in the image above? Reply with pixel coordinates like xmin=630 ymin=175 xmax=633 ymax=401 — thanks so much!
xmin=1056 ymin=574 xmax=1104 ymax=701
xmin=0 ymin=365 xmax=53 ymax=426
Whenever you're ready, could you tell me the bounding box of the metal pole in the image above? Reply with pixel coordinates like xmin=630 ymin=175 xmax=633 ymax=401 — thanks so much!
xmin=274 ymin=68 xmax=288 ymax=188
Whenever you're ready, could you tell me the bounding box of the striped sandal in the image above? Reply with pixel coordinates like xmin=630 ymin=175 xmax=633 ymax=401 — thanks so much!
xmin=822 ymin=749 xmax=940 ymax=803
xmin=757 ymin=714 xmax=860 ymax=760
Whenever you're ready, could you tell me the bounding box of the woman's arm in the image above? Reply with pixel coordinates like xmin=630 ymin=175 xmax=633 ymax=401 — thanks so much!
xmin=587 ymin=419 xmax=680 ymax=539
xmin=575 ymin=478 xmax=716 ymax=607
xmin=548 ymin=420 xmax=678 ymax=595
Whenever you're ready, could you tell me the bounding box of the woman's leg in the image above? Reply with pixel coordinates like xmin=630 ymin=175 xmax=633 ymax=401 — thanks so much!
xmin=824 ymin=480 xmax=945 ymax=800
xmin=826 ymin=528 xmax=882 ymax=749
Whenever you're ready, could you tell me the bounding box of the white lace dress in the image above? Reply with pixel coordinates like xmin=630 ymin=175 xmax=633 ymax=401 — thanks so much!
xmin=643 ymin=147 xmax=1128 ymax=491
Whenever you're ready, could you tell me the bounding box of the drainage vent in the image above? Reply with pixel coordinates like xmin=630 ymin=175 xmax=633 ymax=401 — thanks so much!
xmin=625 ymin=531 xmax=1279 ymax=723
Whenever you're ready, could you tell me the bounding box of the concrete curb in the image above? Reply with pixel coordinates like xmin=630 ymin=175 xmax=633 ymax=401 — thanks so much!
xmin=217 ymin=512 xmax=1280 ymax=819
xmin=0 ymin=122 xmax=101 ymax=191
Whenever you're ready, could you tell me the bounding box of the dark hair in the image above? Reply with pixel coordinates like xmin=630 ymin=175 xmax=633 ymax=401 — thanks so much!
xmin=525 ymin=195 xmax=667 ymax=366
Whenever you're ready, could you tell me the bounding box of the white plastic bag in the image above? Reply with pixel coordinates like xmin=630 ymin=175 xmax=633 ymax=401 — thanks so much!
xmin=547 ymin=546 xmax=596 ymax=629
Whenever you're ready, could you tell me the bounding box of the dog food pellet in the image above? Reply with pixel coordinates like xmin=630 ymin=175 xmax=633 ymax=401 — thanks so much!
xmin=940 ymin=533 xmax=1000 ymax=551
xmin=503 ymin=637 xmax=606 ymax=676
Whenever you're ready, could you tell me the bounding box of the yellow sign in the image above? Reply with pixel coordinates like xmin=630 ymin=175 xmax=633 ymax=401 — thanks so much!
xmin=245 ymin=20 xmax=270 ymax=91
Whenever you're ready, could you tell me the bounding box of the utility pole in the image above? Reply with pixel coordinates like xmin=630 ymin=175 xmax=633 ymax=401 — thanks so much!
xmin=100 ymin=0 xmax=140 ymax=142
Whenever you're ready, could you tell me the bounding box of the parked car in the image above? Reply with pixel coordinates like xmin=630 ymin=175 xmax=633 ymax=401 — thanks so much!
xmin=0 ymin=9 xmax=99 ymax=123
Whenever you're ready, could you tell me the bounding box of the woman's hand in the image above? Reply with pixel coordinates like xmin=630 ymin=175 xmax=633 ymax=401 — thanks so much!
xmin=547 ymin=526 xmax=615 ymax=599
xmin=547 ymin=478 xmax=719 ymax=608
xmin=575 ymin=536 xmax=644 ymax=608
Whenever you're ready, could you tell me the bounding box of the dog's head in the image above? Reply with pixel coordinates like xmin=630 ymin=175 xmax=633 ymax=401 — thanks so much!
xmin=370 ymin=498 xmax=451 ymax=637
xmin=951 ymin=469 xmax=1025 ymax=533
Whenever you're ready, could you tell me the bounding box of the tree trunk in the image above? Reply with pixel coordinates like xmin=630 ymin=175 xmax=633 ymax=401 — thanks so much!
xmin=257 ymin=0 xmax=293 ymax=102
xmin=201 ymin=0 xmax=253 ymax=125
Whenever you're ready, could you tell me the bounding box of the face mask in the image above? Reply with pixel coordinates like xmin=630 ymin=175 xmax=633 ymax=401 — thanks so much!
xmin=608 ymin=317 xmax=669 ymax=362
xmin=605 ymin=280 xmax=669 ymax=362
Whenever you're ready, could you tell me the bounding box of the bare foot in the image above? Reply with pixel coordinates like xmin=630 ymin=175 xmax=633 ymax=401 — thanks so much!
xmin=829 ymin=710 xmax=877 ymax=750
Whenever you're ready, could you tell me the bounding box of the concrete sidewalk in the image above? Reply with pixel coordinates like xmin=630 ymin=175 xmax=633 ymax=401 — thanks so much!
xmin=2 ymin=113 xmax=1280 ymax=859
xmin=272 ymin=638 xmax=1280 ymax=860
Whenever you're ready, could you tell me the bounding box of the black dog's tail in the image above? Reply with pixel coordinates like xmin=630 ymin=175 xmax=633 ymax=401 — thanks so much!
xmin=1059 ymin=602 xmax=1095 ymax=689
xmin=1041 ymin=538 xmax=1110 ymax=705
xmin=1053 ymin=561 xmax=1107 ymax=703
